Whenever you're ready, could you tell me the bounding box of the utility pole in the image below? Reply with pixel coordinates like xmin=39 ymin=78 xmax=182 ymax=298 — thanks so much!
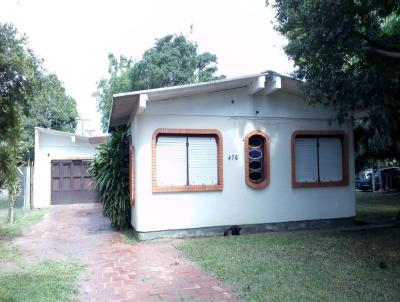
xmin=378 ymin=160 xmax=384 ymax=192
xmin=372 ymin=162 xmax=376 ymax=192
xmin=77 ymin=117 xmax=90 ymax=136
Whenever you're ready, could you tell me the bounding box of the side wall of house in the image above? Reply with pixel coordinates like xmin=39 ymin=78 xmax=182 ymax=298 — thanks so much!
xmin=131 ymin=88 xmax=355 ymax=232
xmin=33 ymin=130 xmax=99 ymax=208
xmin=130 ymin=118 xmax=139 ymax=229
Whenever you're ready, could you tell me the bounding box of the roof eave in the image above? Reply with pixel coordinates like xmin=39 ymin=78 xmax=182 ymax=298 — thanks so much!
xmin=108 ymin=71 xmax=304 ymax=131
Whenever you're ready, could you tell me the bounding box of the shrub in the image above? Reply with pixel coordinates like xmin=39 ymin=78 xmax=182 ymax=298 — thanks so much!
xmin=89 ymin=127 xmax=130 ymax=229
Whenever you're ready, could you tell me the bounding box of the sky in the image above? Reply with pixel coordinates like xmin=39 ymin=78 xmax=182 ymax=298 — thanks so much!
xmin=0 ymin=0 xmax=293 ymax=134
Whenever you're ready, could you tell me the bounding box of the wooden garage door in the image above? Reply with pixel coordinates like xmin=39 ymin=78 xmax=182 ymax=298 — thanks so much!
xmin=51 ymin=160 xmax=99 ymax=204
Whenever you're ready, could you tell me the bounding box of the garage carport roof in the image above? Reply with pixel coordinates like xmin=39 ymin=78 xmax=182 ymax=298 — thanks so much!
xmin=35 ymin=127 xmax=108 ymax=144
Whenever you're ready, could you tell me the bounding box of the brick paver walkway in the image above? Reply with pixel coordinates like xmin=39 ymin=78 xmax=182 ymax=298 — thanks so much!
xmin=15 ymin=204 xmax=239 ymax=302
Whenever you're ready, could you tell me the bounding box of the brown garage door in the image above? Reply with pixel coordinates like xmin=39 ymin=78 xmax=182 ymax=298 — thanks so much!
xmin=51 ymin=160 xmax=99 ymax=204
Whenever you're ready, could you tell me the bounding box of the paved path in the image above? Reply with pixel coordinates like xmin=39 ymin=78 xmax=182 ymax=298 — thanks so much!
xmin=15 ymin=204 xmax=239 ymax=302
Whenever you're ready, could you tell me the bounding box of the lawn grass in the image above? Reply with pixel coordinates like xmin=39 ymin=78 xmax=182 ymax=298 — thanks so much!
xmin=0 ymin=196 xmax=47 ymax=262
xmin=0 ymin=260 xmax=85 ymax=302
xmin=0 ymin=195 xmax=85 ymax=302
xmin=356 ymin=191 xmax=400 ymax=221
xmin=178 ymin=192 xmax=400 ymax=301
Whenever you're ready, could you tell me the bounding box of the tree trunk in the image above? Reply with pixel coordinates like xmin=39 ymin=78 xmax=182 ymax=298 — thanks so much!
xmin=8 ymin=195 xmax=14 ymax=224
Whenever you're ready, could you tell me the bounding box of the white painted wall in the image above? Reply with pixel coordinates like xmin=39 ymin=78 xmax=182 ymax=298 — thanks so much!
xmin=130 ymin=88 xmax=355 ymax=232
xmin=33 ymin=129 xmax=99 ymax=208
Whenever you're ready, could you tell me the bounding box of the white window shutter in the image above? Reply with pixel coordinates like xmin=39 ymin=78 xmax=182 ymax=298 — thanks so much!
xmin=295 ymin=138 xmax=318 ymax=182
xmin=156 ymin=136 xmax=187 ymax=186
xmin=188 ymin=137 xmax=218 ymax=185
xmin=318 ymin=137 xmax=343 ymax=181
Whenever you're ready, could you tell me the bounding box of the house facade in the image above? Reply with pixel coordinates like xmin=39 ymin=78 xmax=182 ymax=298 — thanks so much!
xmin=33 ymin=127 xmax=106 ymax=208
xmin=109 ymin=72 xmax=355 ymax=239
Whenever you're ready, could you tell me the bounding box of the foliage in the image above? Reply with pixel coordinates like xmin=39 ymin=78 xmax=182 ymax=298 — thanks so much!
xmin=0 ymin=22 xmax=77 ymax=222
xmin=93 ymin=54 xmax=132 ymax=131
xmin=271 ymin=0 xmax=400 ymax=162
xmin=0 ymin=22 xmax=78 ymax=161
xmin=129 ymin=34 xmax=222 ymax=91
xmin=21 ymin=73 xmax=78 ymax=161
xmin=0 ymin=23 xmax=38 ymax=143
xmin=94 ymin=34 xmax=223 ymax=131
xmin=89 ymin=127 xmax=130 ymax=229
xmin=0 ymin=23 xmax=34 ymax=211
xmin=0 ymin=140 xmax=21 ymax=223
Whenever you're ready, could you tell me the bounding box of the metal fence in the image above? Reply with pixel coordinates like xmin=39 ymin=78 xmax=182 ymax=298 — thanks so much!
xmin=1 ymin=165 xmax=33 ymax=211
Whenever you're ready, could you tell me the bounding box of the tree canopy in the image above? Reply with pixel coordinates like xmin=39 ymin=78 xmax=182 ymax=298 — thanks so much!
xmin=93 ymin=54 xmax=132 ymax=131
xmin=1 ymin=22 xmax=78 ymax=187
xmin=271 ymin=0 xmax=400 ymax=166
xmin=1 ymin=22 xmax=78 ymax=220
xmin=0 ymin=23 xmax=78 ymax=162
xmin=21 ymin=73 xmax=78 ymax=161
xmin=0 ymin=23 xmax=38 ymax=143
xmin=94 ymin=34 xmax=224 ymax=131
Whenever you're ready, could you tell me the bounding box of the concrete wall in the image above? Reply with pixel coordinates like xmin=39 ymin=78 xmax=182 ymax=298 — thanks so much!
xmin=130 ymin=88 xmax=355 ymax=232
xmin=33 ymin=129 xmax=99 ymax=208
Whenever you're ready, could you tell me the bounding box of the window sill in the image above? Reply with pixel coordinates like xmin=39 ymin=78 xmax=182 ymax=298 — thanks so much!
xmin=152 ymin=184 xmax=223 ymax=193
xmin=246 ymin=179 xmax=270 ymax=189
xmin=292 ymin=180 xmax=349 ymax=188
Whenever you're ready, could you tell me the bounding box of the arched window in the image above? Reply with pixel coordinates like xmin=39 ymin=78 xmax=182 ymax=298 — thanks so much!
xmin=245 ymin=131 xmax=270 ymax=189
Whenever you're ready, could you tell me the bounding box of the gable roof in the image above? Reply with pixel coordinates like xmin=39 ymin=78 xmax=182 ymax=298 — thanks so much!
xmin=108 ymin=70 xmax=302 ymax=130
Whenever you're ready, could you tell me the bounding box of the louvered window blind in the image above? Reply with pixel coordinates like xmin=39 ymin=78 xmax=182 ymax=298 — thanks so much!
xmin=156 ymin=136 xmax=217 ymax=186
xmin=295 ymin=137 xmax=343 ymax=182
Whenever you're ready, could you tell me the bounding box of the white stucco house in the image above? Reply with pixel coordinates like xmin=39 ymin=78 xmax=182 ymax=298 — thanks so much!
xmin=33 ymin=127 xmax=106 ymax=208
xmin=109 ymin=71 xmax=355 ymax=239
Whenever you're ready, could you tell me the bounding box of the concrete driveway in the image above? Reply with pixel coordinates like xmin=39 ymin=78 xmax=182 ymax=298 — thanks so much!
xmin=15 ymin=204 xmax=238 ymax=302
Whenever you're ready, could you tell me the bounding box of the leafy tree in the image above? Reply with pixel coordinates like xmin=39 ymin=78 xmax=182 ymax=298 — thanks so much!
xmin=95 ymin=34 xmax=223 ymax=131
xmin=89 ymin=127 xmax=130 ymax=229
xmin=93 ymin=54 xmax=132 ymax=131
xmin=0 ymin=23 xmax=38 ymax=142
xmin=21 ymin=73 xmax=78 ymax=161
xmin=129 ymin=34 xmax=221 ymax=91
xmin=0 ymin=23 xmax=78 ymax=222
xmin=0 ymin=23 xmax=38 ymax=222
xmin=0 ymin=139 xmax=21 ymax=223
xmin=271 ymin=0 xmax=400 ymax=164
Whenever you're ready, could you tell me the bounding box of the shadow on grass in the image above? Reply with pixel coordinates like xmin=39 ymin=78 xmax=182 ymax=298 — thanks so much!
xmin=356 ymin=191 xmax=400 ymax=222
